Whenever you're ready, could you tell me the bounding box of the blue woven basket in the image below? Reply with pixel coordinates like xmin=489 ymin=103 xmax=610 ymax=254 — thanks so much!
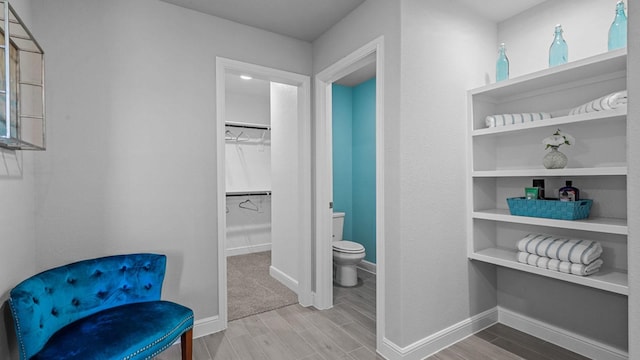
xmin=506 ymin=197 xmax=593 ymax=220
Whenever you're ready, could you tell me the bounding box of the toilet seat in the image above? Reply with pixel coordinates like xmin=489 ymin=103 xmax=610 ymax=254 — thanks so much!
xmin=333 ymin=240 xmax=365 ymax=254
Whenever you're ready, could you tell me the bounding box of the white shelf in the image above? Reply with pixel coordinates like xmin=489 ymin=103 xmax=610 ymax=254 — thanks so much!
xmin=473 ymin=209 xmax=628 ymax=235
xmin=469 ymin=247 xmax=628 ymax=295
xmin=472 ymin=107 xmax=626 ymax=136
xmin=472 ymin=166 xmax=627 ymax=177
xmin=225 ymin=121 xmax=271 ymax=130
xmin=226 ymin=190 xmax=271 ymax=196
xmin=468 ymin=49 xmax=626 ymax=101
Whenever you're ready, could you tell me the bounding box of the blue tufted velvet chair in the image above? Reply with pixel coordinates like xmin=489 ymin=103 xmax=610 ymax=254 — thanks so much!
xmin=9 ymin=253 xmax=193 ymax=360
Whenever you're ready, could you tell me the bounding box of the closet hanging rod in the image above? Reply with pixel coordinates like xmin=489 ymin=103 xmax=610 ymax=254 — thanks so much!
xmin=225 ymin=191 xmax=271 ymax=197
xmin=225 ymin=122 xmax=271 ymax=131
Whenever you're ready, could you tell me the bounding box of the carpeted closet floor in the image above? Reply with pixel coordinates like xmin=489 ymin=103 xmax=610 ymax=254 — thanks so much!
xmin=227 ymin=251 xmax=298 ymax=321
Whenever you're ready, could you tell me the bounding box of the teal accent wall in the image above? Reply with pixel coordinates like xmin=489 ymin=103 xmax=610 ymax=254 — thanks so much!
xmin=332 ymin=84 xmax=353 ymax=240
xmin=332 ymin=78 xmax=376 ymax=263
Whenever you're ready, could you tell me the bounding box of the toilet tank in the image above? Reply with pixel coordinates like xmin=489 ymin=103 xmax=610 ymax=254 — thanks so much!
xmin=332 ymin=212 xmax=345 ymax=241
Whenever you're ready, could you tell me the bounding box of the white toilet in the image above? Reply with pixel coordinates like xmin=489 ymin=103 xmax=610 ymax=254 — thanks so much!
xmin=332 ymin=212 xmax=366 ymax=287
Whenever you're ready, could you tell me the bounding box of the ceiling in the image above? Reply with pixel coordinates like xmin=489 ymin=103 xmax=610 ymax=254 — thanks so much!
xmin=167 ymin=0 xmax=548 ymax=87
xmin=335 ymin=62 xmax=376 ymax=87
xmin=455 ymin=0 xmax=547 ymax=23
xmin=160 ymin=0 xmax=548 ymax=43
xmin=159 ymin=0 xmax=366 ymax=42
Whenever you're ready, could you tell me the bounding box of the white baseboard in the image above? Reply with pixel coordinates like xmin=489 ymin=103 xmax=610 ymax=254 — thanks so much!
xmin=358 ymin=260 xmax=377 ymax=275
xmin=498 ymin=306 xmax=628 ymax=360
xmin=376 ymin=306 xmax=628 ymax=360
xmin=172 ymin=315 xmax=225 ymax=346
xmin=269 ymin=265 xmax=299 ymax=293
xmin=378 ymin=307 xmax=498 ymax=360
xmin=226 ymin=243 xmax=271 ymax=257
xmin=192 ymin=315 xmax=225 ymax=338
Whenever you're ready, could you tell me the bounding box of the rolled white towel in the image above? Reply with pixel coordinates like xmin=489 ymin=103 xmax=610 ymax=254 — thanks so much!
xmin=485 ymin=112 xmax=551 ymax=128
xmin=517 ymin=233 xmax=602 ymax=265
xmin=569 ymin=90 xmax=627 ymax=116
xmin=516 ymin=252 xmax=603 ymax=276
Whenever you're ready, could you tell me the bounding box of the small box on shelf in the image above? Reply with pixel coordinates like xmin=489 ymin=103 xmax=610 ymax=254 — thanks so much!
xmin=506 ymin=197 xmax=593 ymax=220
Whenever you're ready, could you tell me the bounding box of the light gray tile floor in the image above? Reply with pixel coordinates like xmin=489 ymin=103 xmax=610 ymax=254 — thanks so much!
xmin=156 ymin=270 xmax=377 ymax=360
xmin=156 ymin=270 xmax=588 ymax=360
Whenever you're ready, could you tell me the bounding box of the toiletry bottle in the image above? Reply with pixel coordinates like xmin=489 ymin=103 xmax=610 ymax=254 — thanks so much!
xmin=525 ymin=187 xmax=539 ymax=200
xmin=559 ymin=180 xmax=579 ymax=202
xmin=549 ymin=24 xmax=568 ymax=67
xmin=496 ymin=43 xmax=509 ymax=82
xmin=532 ymin=179 xmax=545 ymax=199
xmin=608 ymin=0 xmax=627 ymax=51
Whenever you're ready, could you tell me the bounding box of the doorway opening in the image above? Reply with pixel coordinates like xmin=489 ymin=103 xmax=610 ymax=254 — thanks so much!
xmin=314 ymin=36 xmax=385 ymax=351
xmin=216 ymin=58 xmax=312 ymax=328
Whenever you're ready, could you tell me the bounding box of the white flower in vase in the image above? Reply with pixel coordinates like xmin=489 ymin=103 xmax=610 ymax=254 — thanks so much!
xmin=542 ymin=129 xmax=574 ymax=169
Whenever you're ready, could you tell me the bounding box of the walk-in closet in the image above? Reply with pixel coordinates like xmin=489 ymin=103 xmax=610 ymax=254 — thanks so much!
xmin=224 ymin=72 xmax=300 ymax=321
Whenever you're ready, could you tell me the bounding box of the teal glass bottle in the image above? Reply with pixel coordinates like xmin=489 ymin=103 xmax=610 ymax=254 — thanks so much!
xmin=549 ymin=24 xmax=568 ymax=67
xmin=496 ymin=43 xmax=509 ymax=82
xmin=608 ymin=0 xmax=627 ymax=50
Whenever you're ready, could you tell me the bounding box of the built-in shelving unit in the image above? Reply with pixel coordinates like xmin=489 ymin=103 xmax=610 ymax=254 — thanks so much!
xmin=467 ymin=49 xmax=628 ymax=295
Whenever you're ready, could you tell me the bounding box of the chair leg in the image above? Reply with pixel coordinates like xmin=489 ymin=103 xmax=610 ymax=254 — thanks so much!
xmin=181 ymin=329 xmax=193 ymax=360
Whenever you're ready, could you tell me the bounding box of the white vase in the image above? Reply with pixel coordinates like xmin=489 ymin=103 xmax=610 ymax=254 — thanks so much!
xmin=543 ymin=146 xmax=567 ymax=169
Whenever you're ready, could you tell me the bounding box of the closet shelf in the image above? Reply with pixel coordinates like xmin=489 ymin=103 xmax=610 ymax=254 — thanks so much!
xmin=473 ymin=209 xmax=628 ymax=235
xmin=225 ymin=121 xmax=271 ymax=130
xmin=472 ymin=107 xmax=626 ymax=136
xmin=472 ymin=166 xmax=627 ymax=177
xmin=469 ymin=247 xmax=628 ymax=295
xmin=226 ymin=190 xmax=271 ymax=197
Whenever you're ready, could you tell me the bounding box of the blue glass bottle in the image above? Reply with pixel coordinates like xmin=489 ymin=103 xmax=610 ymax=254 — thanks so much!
xmin=608 ymin=0 xmax=627 ymax=50
xmin=496 ymin=43 xmax=509 ymax=82
xmin=549 ymin=24 xmax=568 ymax=67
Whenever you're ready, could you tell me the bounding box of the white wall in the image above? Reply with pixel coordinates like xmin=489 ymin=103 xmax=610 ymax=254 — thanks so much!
xmin=497 ymin=0 xmax=629 ymax=351
xmin=627 ymin=3 xmax=639 ymax=358
xmin=226 ymin=195 xmax=271 ymax=256
xmin=225 ymin=76 xmax=270 ymax=126
xmin=398 ymin=0 xmax=498 ymax=347
xmin=0 ymin=1 xmax=38 ymax=358
xmin=30 ymin=0 xmax=311 ymax=325
xmin=270 ymin=82 xmax=301 ymax=288
xmin=498 ymin=0 xmax=614 ymax=78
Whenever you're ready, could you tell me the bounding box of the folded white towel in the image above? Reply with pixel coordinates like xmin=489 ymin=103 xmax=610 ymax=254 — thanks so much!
xmin=517 ymin=252 xmax=603 ymax=276
xmin=517 ymin=233 xmax=602 ymax=265
xmin=485 ymin=112 xmax=551 ymax=128
xmin=568 ymin=90 xmax=627 ymax=116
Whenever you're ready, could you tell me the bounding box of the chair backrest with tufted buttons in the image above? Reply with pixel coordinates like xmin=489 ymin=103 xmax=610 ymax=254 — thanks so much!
xmin=9 ymin=253 xmax=166 ymax=360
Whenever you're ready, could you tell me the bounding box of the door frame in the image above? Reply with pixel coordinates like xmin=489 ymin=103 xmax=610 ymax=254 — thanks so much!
xmin=313 ymin=36 xmax=385 ymax=350
xmin=215 ymin=57 xmax=312 ymax=328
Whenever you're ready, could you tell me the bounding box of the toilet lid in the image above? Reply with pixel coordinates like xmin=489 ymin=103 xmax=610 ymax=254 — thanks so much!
xmin=333 ymin=241 xmax=365 ymax=253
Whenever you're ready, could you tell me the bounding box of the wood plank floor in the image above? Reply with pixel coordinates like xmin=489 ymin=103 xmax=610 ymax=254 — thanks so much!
xmin=427 ymin=323 xmax=591 ymax=360
xmin=156 ymin=270 xmax=590 ymax=360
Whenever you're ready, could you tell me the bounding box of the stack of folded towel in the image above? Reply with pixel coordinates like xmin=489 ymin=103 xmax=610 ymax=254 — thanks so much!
xmin=568 ymin=90 xmax=627 ymax=116
xmin=485 ymin=112 xmax=551 ymax=128
xmin=516 ymin=233 xmax=603 ymax=276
